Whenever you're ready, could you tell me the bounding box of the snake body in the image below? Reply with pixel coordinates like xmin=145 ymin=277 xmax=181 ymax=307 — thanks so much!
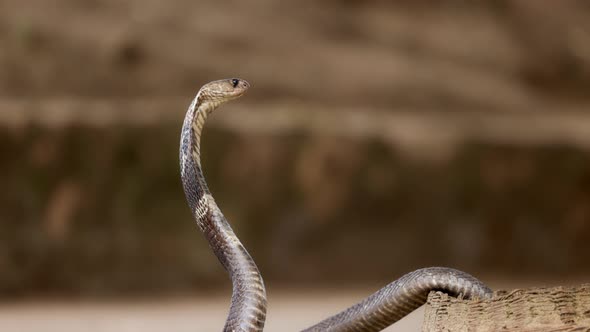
xmin=179 ymin=78 xmax=492 ymax=332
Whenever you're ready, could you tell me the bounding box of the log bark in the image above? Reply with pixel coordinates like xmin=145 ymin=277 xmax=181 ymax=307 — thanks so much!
xmin=423 ymin=284 xmax=590 ymax=332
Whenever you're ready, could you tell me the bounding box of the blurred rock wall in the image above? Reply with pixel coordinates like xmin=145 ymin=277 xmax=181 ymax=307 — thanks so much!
xmin=1 ymin=0 xmax=590 ymax=295
xmin=1 ymin=120 xmax=589 ymax=296
xmin=0 ymin=1 xmax=589 ymax=109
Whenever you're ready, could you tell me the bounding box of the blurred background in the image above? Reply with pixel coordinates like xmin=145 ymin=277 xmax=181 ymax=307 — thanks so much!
xmin=1 ymin=0 xmax=590 ymax=331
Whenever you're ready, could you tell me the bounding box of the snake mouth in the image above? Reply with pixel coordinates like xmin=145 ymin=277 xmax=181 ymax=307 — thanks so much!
xmin=231 ymin=79 xmax=250 ymax=97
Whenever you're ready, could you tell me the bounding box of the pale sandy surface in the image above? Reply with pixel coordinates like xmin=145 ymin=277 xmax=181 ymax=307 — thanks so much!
xmin=0 ymin=291 xmax=422 ymax=332
xmin=3 ymin=280 xmax=585 ymax=331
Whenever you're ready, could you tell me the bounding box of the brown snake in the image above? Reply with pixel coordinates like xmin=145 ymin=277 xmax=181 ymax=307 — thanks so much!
xmin=179 ymin=78 xmax=493 ymax=331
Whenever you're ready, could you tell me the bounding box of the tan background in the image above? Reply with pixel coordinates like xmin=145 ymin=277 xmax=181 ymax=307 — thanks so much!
xmin=1 ymin=1 xmax=589 ymax=330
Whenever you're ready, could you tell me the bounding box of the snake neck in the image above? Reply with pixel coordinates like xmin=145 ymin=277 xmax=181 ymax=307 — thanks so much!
xmin=180 ymin=93 xmax=267 ymax=332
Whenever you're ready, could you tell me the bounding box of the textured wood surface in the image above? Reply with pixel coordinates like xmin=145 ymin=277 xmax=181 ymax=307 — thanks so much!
xmin=423 ymin=284 xmax=590 ymax=332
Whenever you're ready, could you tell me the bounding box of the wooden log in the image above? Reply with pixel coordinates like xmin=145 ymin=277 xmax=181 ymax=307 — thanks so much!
xmin=423 ymin=284 xmax=590 ymax=332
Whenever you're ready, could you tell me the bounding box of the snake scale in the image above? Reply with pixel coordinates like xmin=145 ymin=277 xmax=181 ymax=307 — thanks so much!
xmin=179 ymin=78 xmax=493 ymax=332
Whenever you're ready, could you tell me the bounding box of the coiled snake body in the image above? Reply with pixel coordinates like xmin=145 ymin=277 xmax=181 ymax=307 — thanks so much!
xmin=179 ymin=78 xmax=492 ymax=332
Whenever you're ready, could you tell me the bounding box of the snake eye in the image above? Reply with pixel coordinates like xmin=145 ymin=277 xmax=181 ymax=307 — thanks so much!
xmin=231 ymin=79 xmax=239 ymax=88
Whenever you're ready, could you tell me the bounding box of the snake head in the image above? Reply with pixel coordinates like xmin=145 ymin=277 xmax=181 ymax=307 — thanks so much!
xmin=199 ymin=78 xmax=250 ymax=107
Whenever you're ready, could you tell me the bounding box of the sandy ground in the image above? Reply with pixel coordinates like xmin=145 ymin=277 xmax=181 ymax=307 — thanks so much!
xmin=0 ymin=292 xmax=422 ymax=332
xmin=1 ymin=281 xmax=586 ymax=331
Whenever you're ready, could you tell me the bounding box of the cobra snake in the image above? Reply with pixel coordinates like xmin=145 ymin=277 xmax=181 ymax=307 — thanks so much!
xmin=179 ymin=78 xmax=493 ymax=332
